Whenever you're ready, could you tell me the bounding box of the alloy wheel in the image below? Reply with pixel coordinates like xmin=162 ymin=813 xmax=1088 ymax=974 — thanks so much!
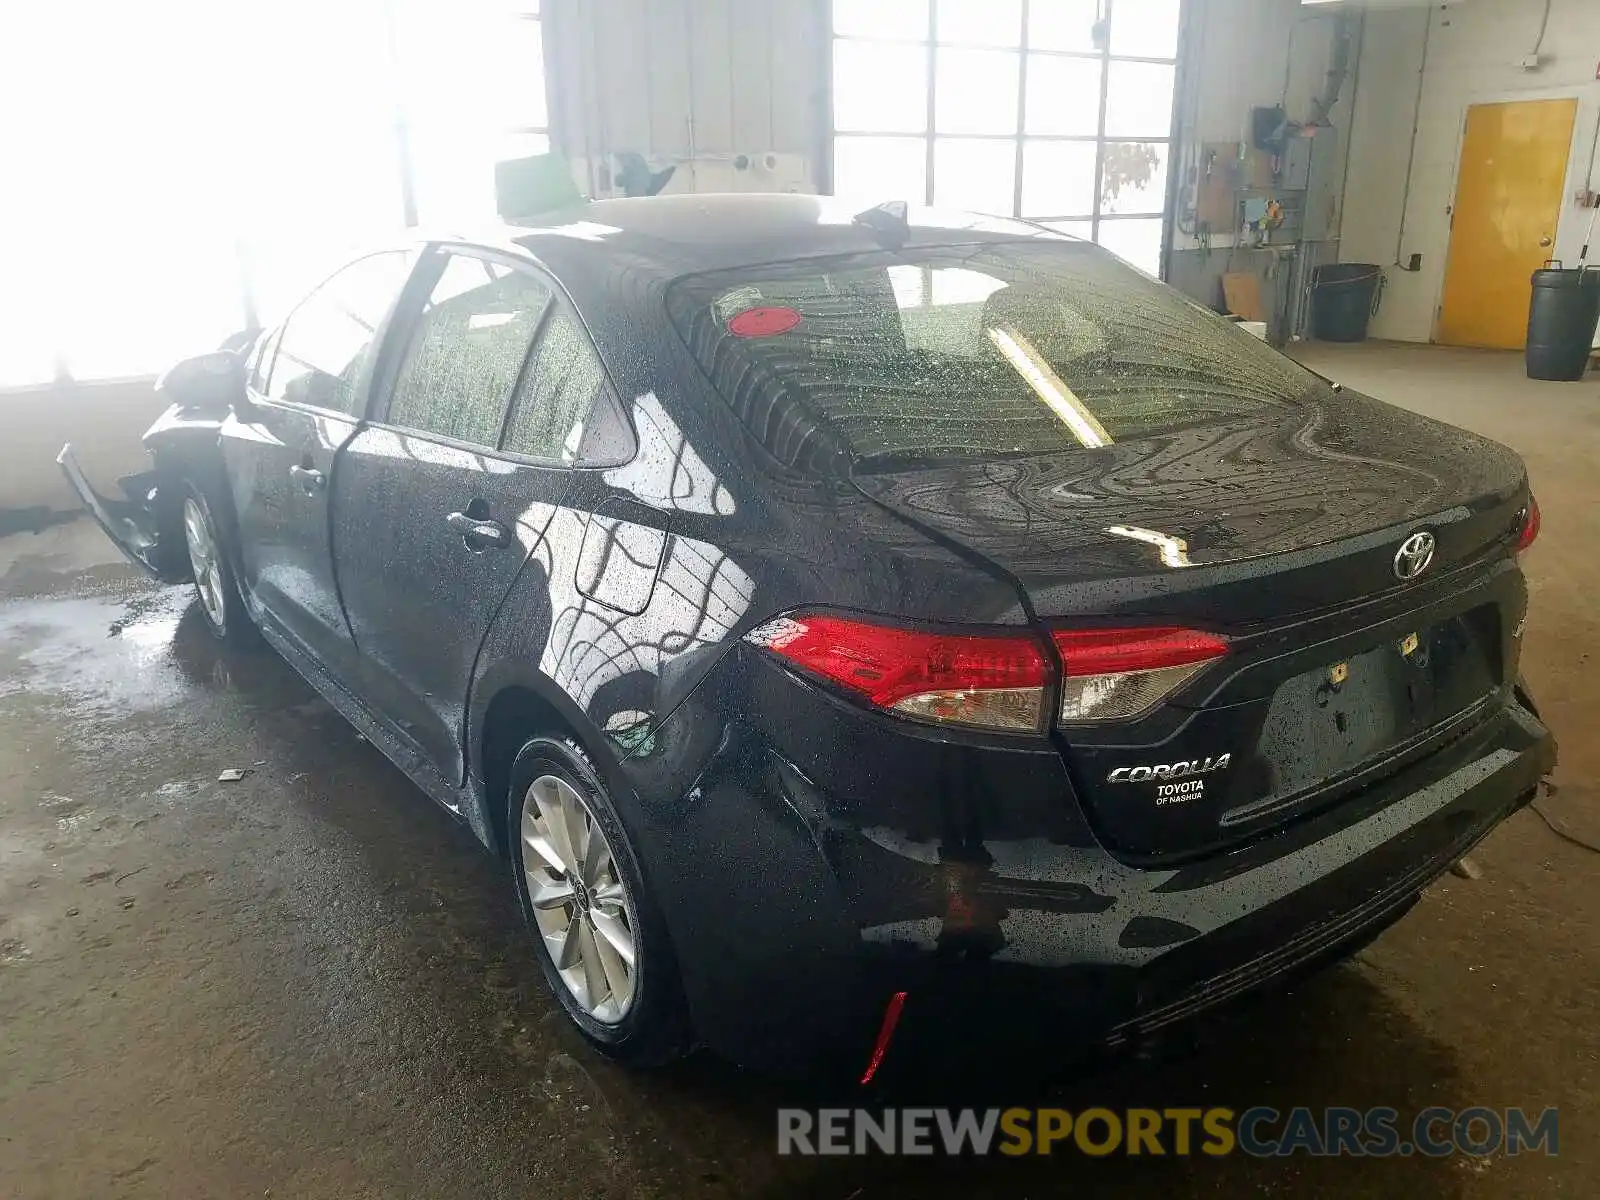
xmin=183 ymin=497 xmax=226 ymax=630
xmin=520 ymin=773 xmax=638 ymax=1024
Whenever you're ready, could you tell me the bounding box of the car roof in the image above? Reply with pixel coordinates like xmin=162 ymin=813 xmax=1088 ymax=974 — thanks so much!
xmin=428 ymin=193 xmax=1071 ymax=281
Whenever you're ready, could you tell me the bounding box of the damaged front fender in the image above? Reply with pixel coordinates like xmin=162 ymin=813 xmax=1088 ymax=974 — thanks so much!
xmin=56 ymin=443 xmax=180 ymax=580
xmin=55 ymin=405 xmax=230 ymax=584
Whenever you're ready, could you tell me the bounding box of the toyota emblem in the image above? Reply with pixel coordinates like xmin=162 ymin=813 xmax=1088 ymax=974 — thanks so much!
xmin=1393 ymin=531 xmax=1436 ymax=581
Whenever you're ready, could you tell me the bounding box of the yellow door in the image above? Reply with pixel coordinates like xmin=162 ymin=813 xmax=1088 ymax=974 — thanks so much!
xmin=1437 ymin=97 xmax=1576 ymax=349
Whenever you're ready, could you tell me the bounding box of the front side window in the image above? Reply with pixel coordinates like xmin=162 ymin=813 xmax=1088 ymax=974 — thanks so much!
xmin=669 ymin=239 xmax=1328 ymax=474
xmin=386 ymin=254 xmax=553 ymax=447
xmin=268 ymin=251 xmax=412 ymax=414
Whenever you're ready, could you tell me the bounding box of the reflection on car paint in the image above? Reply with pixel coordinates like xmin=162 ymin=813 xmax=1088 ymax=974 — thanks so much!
xmin=57 ymin=197 xmax=1556 ymax=1075
xmin=603 ymin=391 xmax=737 ymax=516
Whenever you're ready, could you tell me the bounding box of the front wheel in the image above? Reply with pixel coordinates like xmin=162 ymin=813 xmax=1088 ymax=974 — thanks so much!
xmin=179 ymin=482 xmax=257 ymax=648
xmin=508 ymin=737 xmax=690 ymax=1065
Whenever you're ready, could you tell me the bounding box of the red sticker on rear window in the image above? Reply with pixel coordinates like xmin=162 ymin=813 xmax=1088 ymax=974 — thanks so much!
xmin=726 ymin=306 xmax=802 ymax=338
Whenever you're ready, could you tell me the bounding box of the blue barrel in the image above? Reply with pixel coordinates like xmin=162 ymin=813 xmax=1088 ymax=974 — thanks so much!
xmin=1526 ymin=266 xmax=1600 ymax=381
xmin=1310 ymin=264 xmax=1384 ymax=342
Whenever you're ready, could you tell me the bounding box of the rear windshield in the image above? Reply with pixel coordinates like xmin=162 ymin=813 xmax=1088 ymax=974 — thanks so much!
xmin=666 ymin=240 xmax=1329 ymax=474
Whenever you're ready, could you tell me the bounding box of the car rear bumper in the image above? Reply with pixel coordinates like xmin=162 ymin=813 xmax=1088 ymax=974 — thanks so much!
xmin=627 ymin=683 xmax=1553 ymax=1076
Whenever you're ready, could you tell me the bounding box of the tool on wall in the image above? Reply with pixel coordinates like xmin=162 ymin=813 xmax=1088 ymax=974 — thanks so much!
xmin=1242 ymin=197 xmax=1285 ymax=247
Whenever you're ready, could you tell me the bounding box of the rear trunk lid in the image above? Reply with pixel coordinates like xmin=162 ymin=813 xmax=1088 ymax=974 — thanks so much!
xmin=851 ymin=393 xmax=1531 ymax=859
xmin=664 ymin=236 xmax=1531 ymax=859
xmin=849 ymin=392 xmax=1527 ymax=621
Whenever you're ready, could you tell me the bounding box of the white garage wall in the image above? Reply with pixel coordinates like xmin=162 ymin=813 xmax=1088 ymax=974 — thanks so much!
xmin=1340 ymin=0 xmax=1600 ymax=343
xmin=1336 ymin=5 xmax=1430 ymax=281
xmin=545 ymin=0 xmax=827 ymax=194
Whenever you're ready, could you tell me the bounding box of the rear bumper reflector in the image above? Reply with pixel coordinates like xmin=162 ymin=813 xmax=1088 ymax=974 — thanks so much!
xmin=859 ymin=990 xmax=909 ymax=1085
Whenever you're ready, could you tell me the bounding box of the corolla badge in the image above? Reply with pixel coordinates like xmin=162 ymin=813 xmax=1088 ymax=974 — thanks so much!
xmin=1393 ymin=531 xmax=1436 ymax=581
xmin=1106 ymin=754 xmax=1231 ymax=784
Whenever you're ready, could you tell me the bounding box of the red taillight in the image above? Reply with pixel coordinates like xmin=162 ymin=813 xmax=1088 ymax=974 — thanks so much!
xmin=1051 ymin=627 xmax=1228 ymax=723
xmin=745 ymin=613 xmax=1050 ymax=732
xmin=1515 ymin=496 xmax=1540 ymax=553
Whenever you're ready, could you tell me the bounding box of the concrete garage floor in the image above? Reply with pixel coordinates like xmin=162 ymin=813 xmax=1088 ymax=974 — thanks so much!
xmin=1 ymin=342 xmax=1596 ymax=1198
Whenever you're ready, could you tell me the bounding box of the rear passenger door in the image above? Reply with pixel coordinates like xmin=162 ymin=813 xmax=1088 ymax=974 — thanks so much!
xmin=332 ymin=247 xmax=621 ymax=788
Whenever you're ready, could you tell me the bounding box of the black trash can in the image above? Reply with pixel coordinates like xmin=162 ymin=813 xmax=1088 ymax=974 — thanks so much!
xmin=1526 ymin=265 xmax=1600 ymax=381
xmin=1310 ymin=264 xmax=1385 ymax=342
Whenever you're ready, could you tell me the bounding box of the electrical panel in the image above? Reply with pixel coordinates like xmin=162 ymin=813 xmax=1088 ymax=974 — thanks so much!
xmin=1290 ymin=127 xmax=1342 ymax=241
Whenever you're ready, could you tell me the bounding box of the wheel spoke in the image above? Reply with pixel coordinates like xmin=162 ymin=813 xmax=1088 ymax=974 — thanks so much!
xmin=580 ymin=821 xmax=610 ymax=887
xmin=535 ymin=779 xmax=578 ymax=874
xmin=184 ymin=504 xmax=204 ymax=553
xmin=589 ymin=916 xmax=633 ymax=1006
xmin=522 ymin=830 xmax=566 ymax=875
xmin=555 ymin=914 xmax=583 ymax=970
xmin=593 ymin=882 xmax=626 ymax=905
xmin=559 ymin=786 xmax=590 ymax=877
xmin=577 ymin=919 xmax=608 ymax=1006
xmin=530 ymin=879 xmax=574 ymax=910
xmin=203 ymin=567 xmax=224 ymax=620
xmin=588 ymin=908 xmax=635 ymax=968
xmin=520 ymin=802 xmax=567 ymax=874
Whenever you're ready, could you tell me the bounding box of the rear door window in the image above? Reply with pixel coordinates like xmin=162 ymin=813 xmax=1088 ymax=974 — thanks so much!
xmin=667 ymin=241 xmax=1330 ymax=474
xmin=501 ymin=308 xmax=614 ymax=462
xmin=268 ymin=251 xmax=412 ymax=415
xmin=385 ymin=254 xmax=553 ymax=447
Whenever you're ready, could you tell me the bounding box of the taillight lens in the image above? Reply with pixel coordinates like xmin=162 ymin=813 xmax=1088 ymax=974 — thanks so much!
xmin=1052 ymin=627 xmax=1228 ymax=723
xmin=745 ymin=613 xmax=1050 ymax=732
xmin=1515 ymin=495 xmax=1540 ymax=553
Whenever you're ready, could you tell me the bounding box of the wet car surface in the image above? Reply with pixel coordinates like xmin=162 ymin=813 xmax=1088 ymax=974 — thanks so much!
xmin=51 ymin=197 xmax=1553 ymax=1075
xmin=1 ymin=502 xmax=1594 ymax=1197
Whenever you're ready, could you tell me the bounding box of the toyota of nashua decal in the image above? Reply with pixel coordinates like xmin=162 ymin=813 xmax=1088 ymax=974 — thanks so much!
xmin=1106 ymin=754 xmax=1231 ymax=806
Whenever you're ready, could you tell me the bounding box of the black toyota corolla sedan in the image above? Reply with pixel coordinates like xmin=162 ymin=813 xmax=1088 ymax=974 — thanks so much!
xmin=60 ymin=194 xmax=1553 ymax=1078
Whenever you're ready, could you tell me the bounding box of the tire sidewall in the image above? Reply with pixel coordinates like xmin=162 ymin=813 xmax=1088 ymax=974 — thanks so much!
xmin=506 ymin=736 xmax=687 ymax=1064
xmin=181 ymin=481 xmax=254 ymax=647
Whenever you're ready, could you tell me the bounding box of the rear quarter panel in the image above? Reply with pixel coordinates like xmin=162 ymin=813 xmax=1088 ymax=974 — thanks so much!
xmin=462 ymin=256 xmax=1028 ymax=839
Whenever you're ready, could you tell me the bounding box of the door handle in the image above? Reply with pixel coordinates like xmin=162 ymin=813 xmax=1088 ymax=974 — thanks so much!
xmin=289 ymin=464 xmax=325 ymax=495
xmin=1540 ymin=235 xmax=1553 ymax=247
xmin=447 ymin=510 xmax=511 ymax=550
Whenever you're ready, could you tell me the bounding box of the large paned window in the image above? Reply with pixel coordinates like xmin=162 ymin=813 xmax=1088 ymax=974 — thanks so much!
xmin=0 ymin=1 xmax=547 ymax=388
xmin=831 ymin=0 xmax=1182 ymax=276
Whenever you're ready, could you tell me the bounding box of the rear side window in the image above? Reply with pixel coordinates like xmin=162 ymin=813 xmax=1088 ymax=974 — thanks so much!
xmin=268 ymin=251 xmax=411 ymax=415
xmin=667 ymin=241 xmax=1330 ymax=474
xmin=386 ymin=255 xmax=553 ymax=447
xmin=502 ymin=309 xmax=611 ymax=462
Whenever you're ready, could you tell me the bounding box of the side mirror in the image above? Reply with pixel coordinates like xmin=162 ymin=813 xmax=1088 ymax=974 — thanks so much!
xmin=155 ymin=350 xmax=247 ymax=414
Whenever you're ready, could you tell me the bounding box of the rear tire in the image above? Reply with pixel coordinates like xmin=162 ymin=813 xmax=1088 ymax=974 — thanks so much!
xmin=179 ymin=481 xmax=257 ymax=649
xmin=507 ymin=736 xmax=690 ymax=1066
